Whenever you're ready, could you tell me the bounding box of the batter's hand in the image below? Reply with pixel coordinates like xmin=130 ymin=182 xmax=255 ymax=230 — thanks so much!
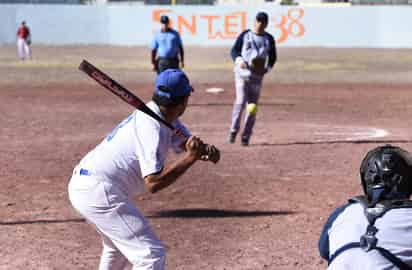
xmin=185 ymin=136 xmax=205 ymax=160
xmin=200 ymin=144 xmax=220 ymax=164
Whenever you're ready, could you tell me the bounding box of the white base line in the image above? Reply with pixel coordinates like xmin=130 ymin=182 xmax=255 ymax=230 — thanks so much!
xmin=314 ymin=127 xmax=389 ymax=141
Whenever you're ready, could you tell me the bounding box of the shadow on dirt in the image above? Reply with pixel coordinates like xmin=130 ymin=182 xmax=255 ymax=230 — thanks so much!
xmin=0 ymin=218 xmax=85 ymax=226
xmin=147 ymin=209 xmax=294 ymax=218
xmin=0 ymin=210 xmax=293 ymax=225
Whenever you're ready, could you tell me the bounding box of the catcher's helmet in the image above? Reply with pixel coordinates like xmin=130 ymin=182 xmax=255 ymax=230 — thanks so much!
xmin=360 ymin=144 xmax=412 ymax=203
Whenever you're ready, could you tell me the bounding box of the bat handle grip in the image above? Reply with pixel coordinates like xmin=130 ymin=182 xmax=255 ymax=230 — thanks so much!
xmin=174 ymin=129 xmax=189 ymax=140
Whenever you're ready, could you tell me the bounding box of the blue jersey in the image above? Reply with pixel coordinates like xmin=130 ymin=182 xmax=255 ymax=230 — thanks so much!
xmin=150 ymin=29 xmax=183 ymax=59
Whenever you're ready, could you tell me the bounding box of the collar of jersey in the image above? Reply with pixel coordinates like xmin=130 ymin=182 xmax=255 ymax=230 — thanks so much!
xmin=147 ymin=101 xmax=166 ymax=121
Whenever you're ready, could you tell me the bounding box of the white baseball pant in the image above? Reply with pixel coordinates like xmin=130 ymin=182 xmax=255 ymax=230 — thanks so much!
xmin=230 ymin=74 xmax=263 ymax=139
xmin=68 ymin=168 xmax=166 ymax=270
xmin=17 ymin=38 xmax=31 ymax=60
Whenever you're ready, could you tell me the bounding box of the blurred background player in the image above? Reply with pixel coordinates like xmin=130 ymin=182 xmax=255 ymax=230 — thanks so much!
xmin=228 ymin=11 xmax=276 ymax=146
xmin=319 ymin=144 xmax=412 ymax=269
xmin=16 ymin=20 xmax=32 ymax=61
xmin=68 ymin=69 xmax=219 ymax=270
xmin=150 ymin=15 xmax=185 ymax=74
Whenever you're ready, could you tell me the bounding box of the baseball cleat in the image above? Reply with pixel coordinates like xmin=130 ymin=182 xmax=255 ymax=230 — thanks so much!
xmin=241 ymin=136 xmax=249 ymax=146
xmin=228 ymin=132 xmax=237 ymax=144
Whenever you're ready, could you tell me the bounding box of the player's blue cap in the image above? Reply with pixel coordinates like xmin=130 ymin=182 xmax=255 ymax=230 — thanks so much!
xmin=155 ymin=69 xmax=193 ymax=99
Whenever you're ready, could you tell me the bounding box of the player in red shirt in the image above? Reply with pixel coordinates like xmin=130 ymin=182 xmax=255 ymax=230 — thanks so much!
xmin=16 ymin=21 xmax=32 ymax=61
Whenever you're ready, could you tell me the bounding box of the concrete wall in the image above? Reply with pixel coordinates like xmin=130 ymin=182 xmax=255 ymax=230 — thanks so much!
xmin=1 ymin=4 xmax=412 ymax=47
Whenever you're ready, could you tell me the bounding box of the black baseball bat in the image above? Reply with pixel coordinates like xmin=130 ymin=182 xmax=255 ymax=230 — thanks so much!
xmin=78 ymin=59 xmax=187 ymax=139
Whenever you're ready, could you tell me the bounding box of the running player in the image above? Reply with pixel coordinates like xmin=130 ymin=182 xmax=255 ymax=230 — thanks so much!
xmin=16 ymin=21 xmax=32 ymax=61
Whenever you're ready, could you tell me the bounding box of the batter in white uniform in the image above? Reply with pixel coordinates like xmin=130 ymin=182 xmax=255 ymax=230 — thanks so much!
xmin=68 ymin=69 xmax=219 ymax=270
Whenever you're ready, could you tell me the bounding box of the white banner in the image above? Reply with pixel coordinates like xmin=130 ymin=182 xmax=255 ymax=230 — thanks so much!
xmin=1 ymin=4 xmax=412 ymax=47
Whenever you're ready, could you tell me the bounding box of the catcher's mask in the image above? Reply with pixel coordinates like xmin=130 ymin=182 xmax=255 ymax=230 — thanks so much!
xmin=360 ymin=144 xmax=412 ymax=205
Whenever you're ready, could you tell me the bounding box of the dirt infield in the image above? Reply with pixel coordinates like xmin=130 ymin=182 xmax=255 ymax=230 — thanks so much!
xmin=1 ymin=45 xmax=412 ymax=270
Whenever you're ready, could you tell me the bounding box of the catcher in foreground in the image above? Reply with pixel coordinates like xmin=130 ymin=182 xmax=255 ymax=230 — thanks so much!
xmin=319 ymin=145 xmax=412 ymax=269
xmin=68 ymin=69 xmax=219 ymax=270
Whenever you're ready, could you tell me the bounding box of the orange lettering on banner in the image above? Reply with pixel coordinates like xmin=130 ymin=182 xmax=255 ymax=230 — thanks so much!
xmin=200 ymin=15 xmax=220 ymax=37
xmin=207 ymin=12 xmax=246 ymax=39
xmin=227 ymin=12 xmax=247 ymax=32
xmin=273 ymin=15 xmax=288 ymax=44
xmin=272 ymin=8 xmax=305 ymax=44
xmin=239 ymin=12 xmax=247 ymax=31
xmin=178 ymin=16 xmax=197 ymax=35
xmin=224 ymin=15 xmax=239 ymax=37
xmin=287 ymin=8 xmax=305 ymax=38
xmin=151 ymin=8 xmax=305 ymax=43
xmin=209 ymin=32 xmax=226 ymax=39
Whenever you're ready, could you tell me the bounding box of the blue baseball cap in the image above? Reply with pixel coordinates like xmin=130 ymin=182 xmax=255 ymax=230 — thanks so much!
xmin=155 ymin=69 xmax=193 ymax=99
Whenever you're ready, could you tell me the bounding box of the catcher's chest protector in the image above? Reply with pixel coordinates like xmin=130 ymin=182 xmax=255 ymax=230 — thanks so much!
xmin=329 ymin=195 xmax=412 ymax=269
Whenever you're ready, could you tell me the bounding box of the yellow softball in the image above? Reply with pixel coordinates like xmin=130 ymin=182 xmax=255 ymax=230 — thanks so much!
xmin=246 ymin=103 xmax=258 ymax=114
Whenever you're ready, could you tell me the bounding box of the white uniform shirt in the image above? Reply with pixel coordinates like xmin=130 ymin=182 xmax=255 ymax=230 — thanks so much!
xmin=77 ymin=101 xmax=190 ymax=197
xmin=240 ymin=31 xmax=271 ymax=67
xmin=321 ymin=203 xmax=412 ymax=270
xmin=231 ymin=30 xmax=276 ymax=79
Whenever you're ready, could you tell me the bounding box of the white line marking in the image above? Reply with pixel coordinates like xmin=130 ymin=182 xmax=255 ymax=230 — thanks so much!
xmin=205 ymin=87 xmax=224 ymax=93
xmin=370 ymin=128 xmax=389 ymax=138
xmin=315 ymin=126 xmax=388 ymax=141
